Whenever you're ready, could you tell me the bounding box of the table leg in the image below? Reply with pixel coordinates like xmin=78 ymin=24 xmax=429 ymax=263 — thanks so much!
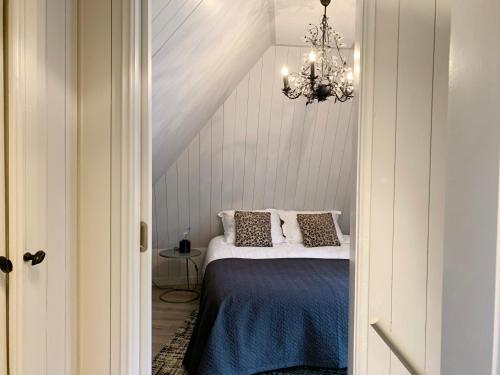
xmin=188 ymin=258 xmax=199 ymax=288
xmin=186 ymin=258 xmax=190 ymax=289
xmin=158 ymin=257 xmax=200 ymax=304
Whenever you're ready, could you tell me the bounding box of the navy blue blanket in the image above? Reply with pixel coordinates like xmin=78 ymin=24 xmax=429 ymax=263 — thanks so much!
xmin=183 ymin=258 xmax=349 ymax=375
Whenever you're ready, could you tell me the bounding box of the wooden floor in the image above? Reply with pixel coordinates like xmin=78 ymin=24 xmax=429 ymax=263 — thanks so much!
xmin=152 ymin=285 xmax=200 ymax=357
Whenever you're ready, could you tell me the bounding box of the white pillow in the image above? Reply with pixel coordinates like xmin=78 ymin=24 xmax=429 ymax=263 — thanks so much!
xmin=278 ymin=210 xmax=346 ymax=244
xmin=218 ymin=209 xmax=286 ymax=245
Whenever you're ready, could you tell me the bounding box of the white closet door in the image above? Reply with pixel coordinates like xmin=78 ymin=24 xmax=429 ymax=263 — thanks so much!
xmin=6 ymin=1 xmax=75 ymax=375
xmin=7 ymin=0 xmax=49 ymax=372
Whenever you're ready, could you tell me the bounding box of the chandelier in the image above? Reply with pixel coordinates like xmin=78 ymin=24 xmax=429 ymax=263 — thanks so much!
xmin=281 ymin=0 xmax=354 ymax=105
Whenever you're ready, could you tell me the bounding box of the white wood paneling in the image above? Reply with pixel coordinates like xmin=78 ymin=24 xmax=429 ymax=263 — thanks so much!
xmin=313 ymin=101 xmax=341 ymax=211
xmin=391 ymin=0 xmax=436 ymax=371
xmin=47 ymin=0 xmax=77 ymax=373
xmin=78 ymin=0 xmax=112 ymax=373
xmin=242 ymin=58 xmax=263 ymax=210
xmin=177 ymin=150 xmax=190 ymax=240
xmin=79 ymin=0 xmax=145 ymax=373
xmin=151 ymin=0 xmax=274 ymax=181
xmin=253 ymin=48 xmax=275 ymax=209
xmin=210 ymin=108 xmax=224 ymax=237
xmin=441 ymin=0 xmax=499 ymax=373
xmin=222 ymin=92 xmax=237 ymax=211
xmin=6 ymin=0 xmax=77 ymax=374
xmin=199 ymin=122 xmax=212 ymax=244
xmin=425 ymin=0 xmax=450 ymax=372
xmin=188 ymin=137 xmax=201 ymax=246
xmin=152 ymin=0 xmax=202 ymax=56
xmin=274 ymin=47 xmax=300 ymax=210
xmin=294 ymin=103 xmax=319 ymax=210
xmin=152 ymin=46 xmax=357 ymax=282
xmin=166 ymin=164 xmax=179 ymax=247
xmin=232 ymin=77 xmax=250 ymax=210
xmin=355 ymin=0 xmax=450 ymax=373
xmin=274 ymin=0 xmax=356 ymax=47
xmin=263 ymin=46 xmax=288 ymax=208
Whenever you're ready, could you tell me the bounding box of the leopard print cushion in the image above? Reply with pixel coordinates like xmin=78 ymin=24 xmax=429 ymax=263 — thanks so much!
xmin=296 ymin=213 xmax=341 ymax=247
xmin=234 ymin=211 xmax=273 ymax=247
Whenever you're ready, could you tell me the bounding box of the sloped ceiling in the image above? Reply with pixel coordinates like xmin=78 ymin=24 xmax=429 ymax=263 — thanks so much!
xmin=152 ymin=0 xmax=356 ymax=182
xmin=274 ymin=0 xmax=355 ymax=47
xmin=152 ymin=0 xmax=275 ymax=181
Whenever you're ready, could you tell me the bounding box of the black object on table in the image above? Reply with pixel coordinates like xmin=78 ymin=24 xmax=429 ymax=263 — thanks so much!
xmin=156 ymin=248 xmax=202 ymax=303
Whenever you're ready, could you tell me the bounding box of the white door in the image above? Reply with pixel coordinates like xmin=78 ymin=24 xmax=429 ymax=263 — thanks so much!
xmin=5 ymin=0 xmax=75 ymax=375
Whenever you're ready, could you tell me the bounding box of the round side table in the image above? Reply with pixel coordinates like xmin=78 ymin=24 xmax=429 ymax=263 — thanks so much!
xmin=157 ymin=248 xmax=202 ymax=303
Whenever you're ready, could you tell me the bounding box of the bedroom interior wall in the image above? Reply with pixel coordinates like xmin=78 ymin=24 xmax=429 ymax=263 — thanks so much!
xmin=151 ymin=0 xmax=274 ymax=181
xmin=357 ymin=0 xmax=450 ymax=373
xmin=152 ymin=45 xmax=357 ymax=283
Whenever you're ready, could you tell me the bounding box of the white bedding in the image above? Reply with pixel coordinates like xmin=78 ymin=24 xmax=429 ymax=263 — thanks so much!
xmin=203 ymin=235 xmax=351 ymax=272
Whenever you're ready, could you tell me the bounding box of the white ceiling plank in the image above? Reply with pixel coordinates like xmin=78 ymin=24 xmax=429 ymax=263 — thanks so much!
xmin=274 ymin=0 xmax=355 ymax=47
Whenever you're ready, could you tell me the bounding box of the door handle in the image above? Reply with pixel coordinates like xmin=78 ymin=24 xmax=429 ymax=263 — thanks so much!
xmin=0 ymin=256 xmax=13 ymax=274
xmin=23 ymin=250 xmax=46 ymax=266
xmin=140 ymin=221 xmax=148 ymax=253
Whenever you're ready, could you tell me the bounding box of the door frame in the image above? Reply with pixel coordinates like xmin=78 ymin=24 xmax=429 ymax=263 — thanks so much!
xmin=351 ymin=0 xmax=373 ymax=373
xmin=115 ymin=0 xmax=151 ymax=373
xmin=134 ymin=1 xmax=368 ymax=374
xmin=109 ymin=0 xmax=149 ymax=373
xmin=109 ymin=0 xmax=151 ymax=373
xmin=0 ymin=0 xmax=7 ymax=373
xmin=114 ymin=0 xmax=374 ymax=373
xmin=139 ymin=0 xmax=152 ymax=373
xmin=76 ymin=0 xmax=150 ymax=372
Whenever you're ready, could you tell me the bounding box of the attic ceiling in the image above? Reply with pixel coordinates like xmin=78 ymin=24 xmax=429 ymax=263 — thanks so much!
xmin=274 ymin=0 xmax=355 ymax=47
xmin=152 ymin=0 xmax=356 ymax=182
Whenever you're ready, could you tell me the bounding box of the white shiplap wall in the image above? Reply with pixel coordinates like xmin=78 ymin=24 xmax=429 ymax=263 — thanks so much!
xmin=441 ymin=0 xmax=500 ymax=373
xmin=152 ymin=45 xmax=356 ymax=282
xmin=356 ymin=0 xmax=450 ymax=373
xmin=152 ymin=0 xmax=274 ymax=181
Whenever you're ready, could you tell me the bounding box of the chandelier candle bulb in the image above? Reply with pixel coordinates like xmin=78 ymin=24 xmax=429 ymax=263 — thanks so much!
xmin=346 ymin=69 xmax=353 ymax=82
xmin=308 ymin=51 xmax=317 ymax=62
xmin=309 ymin=51 xmax=316 ymax=78
xmin=281 ymin=66 xmax=290 ymax=90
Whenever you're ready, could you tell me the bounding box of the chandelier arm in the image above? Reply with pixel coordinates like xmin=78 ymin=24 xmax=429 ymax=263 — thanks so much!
xmin=282 ymin=88 xmax=302 ymax=100
xmin=279 ymin=0 xmax=353 ymax=105
xmin=334 ymin=90 xmax=354 ymax=102
xmin=333 ymin=34 xmax=346 ymax=66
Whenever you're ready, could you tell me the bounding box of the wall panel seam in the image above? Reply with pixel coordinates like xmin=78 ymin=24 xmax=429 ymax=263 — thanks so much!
xmin=152 ymin=0 xmax=203 ymax=58
xmin=423 ymin=0 xmax=439 ymax=370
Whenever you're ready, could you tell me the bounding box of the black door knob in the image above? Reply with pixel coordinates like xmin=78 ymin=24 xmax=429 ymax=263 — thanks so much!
xmin=0 ymin=256 xmax=13 ymax=274
xmin=23 ymin=250 xmax=46 ymax=266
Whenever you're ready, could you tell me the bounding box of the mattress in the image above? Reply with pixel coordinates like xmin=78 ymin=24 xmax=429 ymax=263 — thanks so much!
xmin=203 ymin=235 xmax=351 ymax=272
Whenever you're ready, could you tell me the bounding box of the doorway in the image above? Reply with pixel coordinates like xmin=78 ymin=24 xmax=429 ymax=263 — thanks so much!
xmin=149 ymin=1 xmax=360 ymax=374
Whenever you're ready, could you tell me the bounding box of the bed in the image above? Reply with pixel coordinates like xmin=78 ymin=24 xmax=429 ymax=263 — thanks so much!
xmin=183 ymin=235 xmax=351 ymax=375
